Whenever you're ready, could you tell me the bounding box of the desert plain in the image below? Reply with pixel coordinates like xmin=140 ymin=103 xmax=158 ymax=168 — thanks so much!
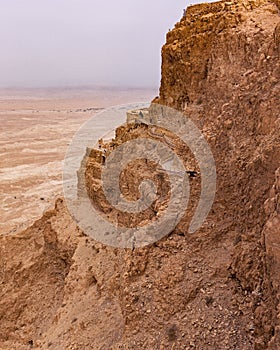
xmin=0 ymin=87 xmax=156 ymax=235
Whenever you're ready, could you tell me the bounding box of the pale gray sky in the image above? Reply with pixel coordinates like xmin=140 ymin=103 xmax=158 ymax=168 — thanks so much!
xmin=0 ymin=0 xmax=205 ymax=88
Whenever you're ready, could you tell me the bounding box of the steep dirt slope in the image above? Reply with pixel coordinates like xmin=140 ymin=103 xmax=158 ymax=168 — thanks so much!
xmin=0 ymin=1 xmax=279 ymax=349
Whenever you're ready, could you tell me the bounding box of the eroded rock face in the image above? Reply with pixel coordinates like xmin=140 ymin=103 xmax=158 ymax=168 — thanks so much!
xmin=156 ymin=0 xmax=280 ymax=348
xmin=0 ymin=1 xmax=279 ymax=349
xmin=262 ymin=169 xmax=280 ymax=349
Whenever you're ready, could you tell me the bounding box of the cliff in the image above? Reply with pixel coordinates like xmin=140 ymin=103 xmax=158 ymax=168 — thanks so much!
xmin=0 ymin=1 xmax=279 ymax=349
xmin=156 ymin=0 xmax=280 ymax=347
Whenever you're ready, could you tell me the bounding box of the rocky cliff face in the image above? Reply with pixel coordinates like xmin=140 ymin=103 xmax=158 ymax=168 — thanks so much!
xmin=156 ymin=0 xmax=280 ymax=348
xmin=0 ymin=1 xmax=279 ymax=349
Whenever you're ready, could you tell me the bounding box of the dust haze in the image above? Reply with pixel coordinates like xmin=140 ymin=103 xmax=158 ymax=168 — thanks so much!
xmin=0 ymin=0 xmax=204 ymax=88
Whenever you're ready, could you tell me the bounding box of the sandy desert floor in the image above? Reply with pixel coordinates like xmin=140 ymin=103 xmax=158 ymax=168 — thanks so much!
xmin=0 ymin=87 xmax=156 ymax=235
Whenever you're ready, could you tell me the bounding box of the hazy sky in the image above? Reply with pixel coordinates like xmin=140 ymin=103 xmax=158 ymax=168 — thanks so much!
xmin=0 ymin=0 xmax=205 ymax=88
